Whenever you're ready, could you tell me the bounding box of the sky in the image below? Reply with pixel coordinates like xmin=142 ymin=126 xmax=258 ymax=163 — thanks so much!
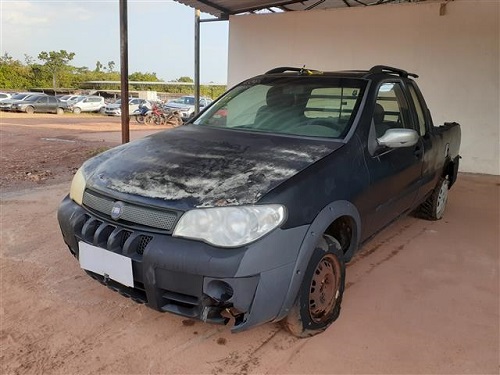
xmin=0 ymin=0 xmax=229 ymax=84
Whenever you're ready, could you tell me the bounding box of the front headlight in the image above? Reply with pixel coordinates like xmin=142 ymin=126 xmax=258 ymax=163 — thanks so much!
xmin=173 ymin=205 xmax=286 ymax=248
xmin=70 ymin=167 xmax=86 ymax=205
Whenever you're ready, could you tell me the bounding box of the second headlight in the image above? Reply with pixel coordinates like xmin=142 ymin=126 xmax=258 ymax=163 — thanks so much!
xmin=172 ymin=205 xmax=286 ymax=248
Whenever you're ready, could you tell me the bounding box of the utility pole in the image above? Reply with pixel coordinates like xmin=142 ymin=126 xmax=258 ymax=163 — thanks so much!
xmin=119 ymin=0 xmax=130 ymax=143
xmin=194 ymin=9 xmax=201 ymax=116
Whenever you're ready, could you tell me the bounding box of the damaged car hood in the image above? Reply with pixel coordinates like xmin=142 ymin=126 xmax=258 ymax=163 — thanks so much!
xmin=83 ymin=126 xmax=343 ymax=208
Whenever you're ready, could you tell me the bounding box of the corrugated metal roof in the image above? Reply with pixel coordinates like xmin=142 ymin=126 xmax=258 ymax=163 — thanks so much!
xmin=174 ymin=0 xmax=427 ymax=18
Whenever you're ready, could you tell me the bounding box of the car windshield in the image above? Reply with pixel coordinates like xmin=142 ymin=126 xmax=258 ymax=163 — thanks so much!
xmin=12 ymin=94 xmax=30 ymax=100
xmin=194 ymin=76 xmax=366 ymax=139
xmin=25 ymin=96 xmax=42 ymax=102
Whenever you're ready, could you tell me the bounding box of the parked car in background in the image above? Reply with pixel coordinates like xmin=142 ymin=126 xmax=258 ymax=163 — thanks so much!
xmin=104 ymin=98 xmax=149 ymax=116
xmin=71 ymin=96 xmax=106 ymax=114
xmin=164 ymin=95 xmax=213 ymax=120
xmin=0 ymin=92 xmax=12 ymax=102
xmin=59 ymin=95 xmax=80 ymax=103
xmin=68 ymin=96 xmax=86 ymax=107
xmin=0 ymin=93 xmax=41 ymax=111
xmin=10 ymin=94 xmax=67 ymax=114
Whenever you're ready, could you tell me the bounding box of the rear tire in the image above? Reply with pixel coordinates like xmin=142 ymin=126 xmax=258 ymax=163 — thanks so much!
xmin=56 ymin=107 xmax=64 ymax=115
xmin=416 ymin=176 xmax=449 ymax=221
xmin=135 ymin=115 xmax=145 ymax=124
xmin=283 ymin=235 xmax=345 ymax=338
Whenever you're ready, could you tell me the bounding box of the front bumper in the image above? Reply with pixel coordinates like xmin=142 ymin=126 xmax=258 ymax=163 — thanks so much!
xmin=104 ymin=109 xmax=121 ymax=116
xmin=58 ymin=195 xmax=307 ymax=331
xmin=165 ymin=107 xmax=192 ymax=119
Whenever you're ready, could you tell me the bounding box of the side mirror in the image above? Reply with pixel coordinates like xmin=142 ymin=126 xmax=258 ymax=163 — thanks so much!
xmin=377 ymin=128 xmax=419 ymax=148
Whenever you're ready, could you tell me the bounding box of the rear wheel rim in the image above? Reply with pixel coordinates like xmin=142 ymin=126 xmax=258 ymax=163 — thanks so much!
xmin=308 ymin=254 xmax=339 ymax=323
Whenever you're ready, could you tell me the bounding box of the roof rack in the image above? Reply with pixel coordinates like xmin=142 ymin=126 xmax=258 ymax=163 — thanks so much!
xmin=265 ymin=66 xmax=323 ymax=75
xmin=367 ymin=65 xmax=419 ymax=78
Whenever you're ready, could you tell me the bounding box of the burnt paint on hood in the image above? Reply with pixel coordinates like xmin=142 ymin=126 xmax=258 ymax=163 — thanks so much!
xmin=83 ymin=126 xmax=342 ymax=208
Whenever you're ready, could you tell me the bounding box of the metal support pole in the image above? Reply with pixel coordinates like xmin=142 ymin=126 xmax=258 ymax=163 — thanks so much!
xmin=119 ymin=0 xmax=130 ymax=143
xmin=194 ymin=9 xmax=201 ymax=116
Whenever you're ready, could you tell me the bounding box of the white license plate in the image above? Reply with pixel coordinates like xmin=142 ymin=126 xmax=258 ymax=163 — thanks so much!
xmin=78 ymin=242 xmax=134 ymax=287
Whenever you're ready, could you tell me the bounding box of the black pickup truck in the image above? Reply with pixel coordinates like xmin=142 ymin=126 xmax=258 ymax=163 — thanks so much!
xmin=58 ymin=66 xmax=461 ymax=337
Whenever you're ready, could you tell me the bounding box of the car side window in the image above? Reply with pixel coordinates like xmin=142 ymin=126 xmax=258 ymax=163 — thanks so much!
xmin=37 ymin=97 xmax=48 ymax=104
xmin=408 ymin=84 xmax=426 ymax=136
xmin=48 ymin=97 xmax=57 ymax=104
xmin=373 ymin=82 xmax=414 ymax=137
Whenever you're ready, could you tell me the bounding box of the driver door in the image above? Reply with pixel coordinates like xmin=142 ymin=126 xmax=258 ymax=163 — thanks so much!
xmin=363 ymin=81 xmax=423 ymax=235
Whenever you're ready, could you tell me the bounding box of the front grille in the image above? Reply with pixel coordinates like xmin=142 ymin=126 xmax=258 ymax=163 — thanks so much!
xmin=78 ymin=215 xmax=152 ymax=257
xmin=88 ymin=272 xmax=147 ymax=304
xmin=76 ymin=213 xmax=151 ymax=304
xmin=161 ymin=290 xmax=200 ymax=318
xmin=137 ymin=235 xmax=152 ymax=255
xmin=83 ymin=190 xmax=178 ymax=232
xmin=120 ymin=230 xmax=132 ymax=248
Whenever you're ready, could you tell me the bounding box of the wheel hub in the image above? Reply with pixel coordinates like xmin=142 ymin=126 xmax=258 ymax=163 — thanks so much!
xmin=309 ymin=255 xmax=339 ymax=323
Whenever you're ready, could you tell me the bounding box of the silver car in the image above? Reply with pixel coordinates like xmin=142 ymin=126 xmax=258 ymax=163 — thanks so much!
xmin=104 ymin=98 xmax=149 ymax=116
xmin=0 ymin=93 xmax=42 ymax=111
xmin=72 ymin=96 xmax=106 ymax=114
xmin=164 ymin=96 xmax=212 ymax=120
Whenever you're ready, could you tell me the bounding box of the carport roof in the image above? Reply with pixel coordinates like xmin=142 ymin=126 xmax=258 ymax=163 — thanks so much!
xmin=174 ymin=0 xmax=427 ymax=18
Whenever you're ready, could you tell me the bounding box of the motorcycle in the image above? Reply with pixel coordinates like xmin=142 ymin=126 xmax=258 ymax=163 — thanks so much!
xmin=132 ymin=105 xmax=151 ymax=124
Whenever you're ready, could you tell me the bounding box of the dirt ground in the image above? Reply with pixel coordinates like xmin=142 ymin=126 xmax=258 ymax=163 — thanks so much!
xmin=0 ymin=113 xmax=163 ymax=192
xmin=1 ymin=113 xmax=499 ymax=374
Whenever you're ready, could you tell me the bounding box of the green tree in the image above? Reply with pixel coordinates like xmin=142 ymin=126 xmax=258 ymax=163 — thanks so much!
xmin=0 ymin=50 xmax=226 ymax=97
xmin=24 ymin=54 xmax=35 ymax=66
xmin=38 ymin=50 xmax=75 ymax=89
xmin=95 ymin=61 xmax=103 ymax=72
xmin=129 ymin=71 xmax=160 ymax=82
xmin=129 ymin=71 xmax=160 ymax=90
xmin=177 ymin=76 xmax=193 ymax=83
xmin=0 ymin=53 xmax=32 ymax=89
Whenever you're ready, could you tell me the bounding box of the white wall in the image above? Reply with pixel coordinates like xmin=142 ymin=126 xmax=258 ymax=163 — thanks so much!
xmin=227 ymin=0 xmax=499 ymax=175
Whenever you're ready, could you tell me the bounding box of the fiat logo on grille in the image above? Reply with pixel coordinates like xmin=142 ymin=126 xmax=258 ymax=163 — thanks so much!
xmin=110 ymin=201 xmax=125 ymax=220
